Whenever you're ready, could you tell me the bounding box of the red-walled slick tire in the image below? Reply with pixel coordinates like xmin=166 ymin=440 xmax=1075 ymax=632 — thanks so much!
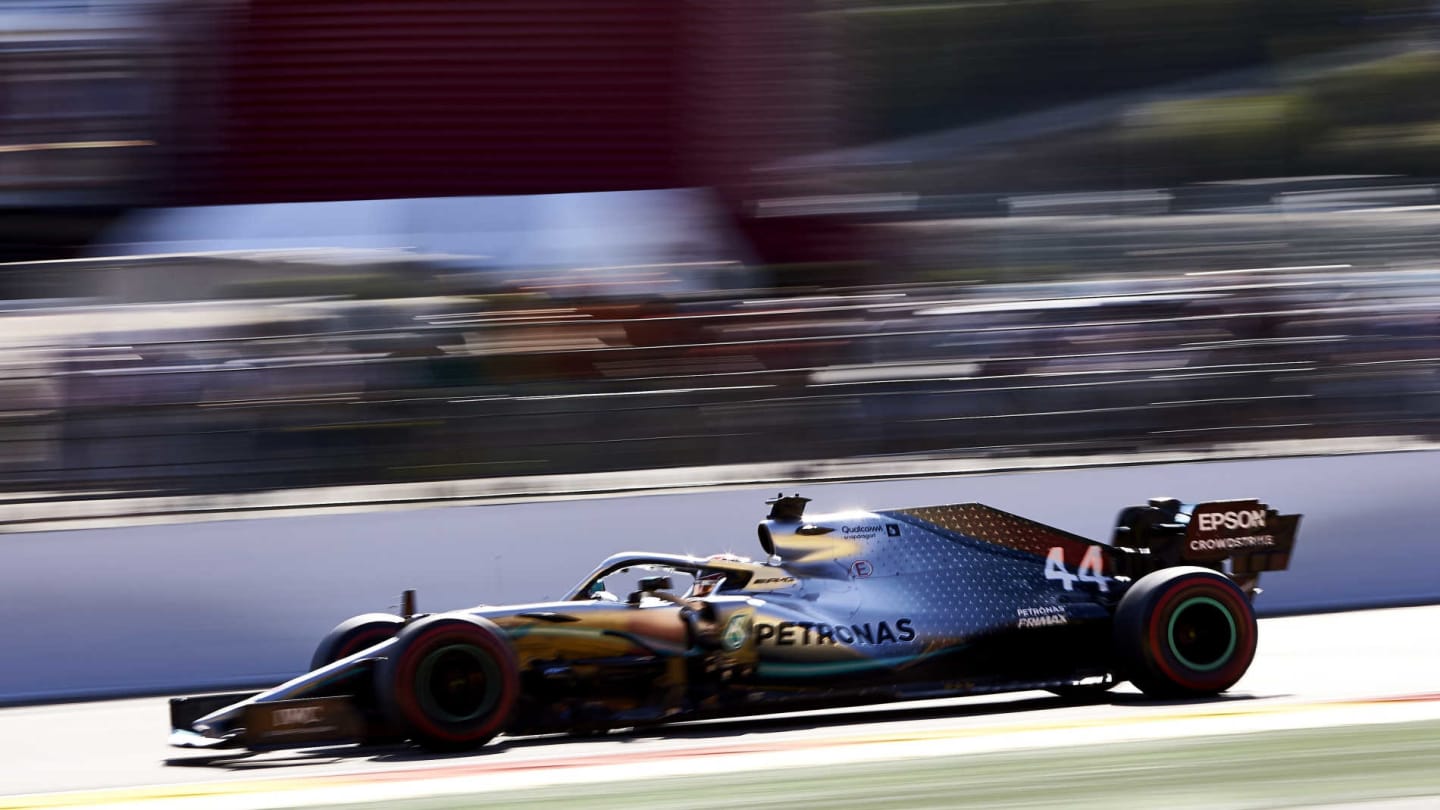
xmin=1114 ymin=567 xmax=1257 ymax=698
xmin=310 ymin=613 xmax=405 ymax=670
xmin=376 ymin=614 xmax=519 ymax=752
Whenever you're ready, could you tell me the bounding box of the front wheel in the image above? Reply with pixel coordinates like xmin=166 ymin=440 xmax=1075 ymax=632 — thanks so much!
xmin=311 ymin=612 xmax=408 ymax=743
xmin=311 ymin=613 xmax=404 ymax=670
xmin=376 ymin=614 xmax=519 ymax=752
xmin=1113 ymin=567 xmax=1257 ymax=698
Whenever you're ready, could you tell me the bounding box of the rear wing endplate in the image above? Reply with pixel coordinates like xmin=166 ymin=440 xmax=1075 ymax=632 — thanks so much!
xmin=1181 ymin=499 xmax=1301 ymax=574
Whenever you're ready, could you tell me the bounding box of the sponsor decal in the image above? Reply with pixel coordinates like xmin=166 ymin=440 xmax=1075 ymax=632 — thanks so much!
xmin=750 ymin=575 xmax=797 ymax=586
xmin=1197 ymin=509 xmax=1266 ymax=533
xmin=886 ymin=523 xmax=901 ymax=537
xmin=851 ymin=560 xmax=874 ymax=578
xmin=753 ymin=618 xmax=915 ymax=646
xmin=1184 ymin=501 xmax=1295 ymax=562
xmin=841 ymin=522 xmax=885 ymax=537
xmin=244 ymin=698 xmax=363 ymax=744
xmin=1043 ymin=545 xmax=1110 ymax=592
xmin=1189 ymin=535 xmax=1276 ymax=552
xmin=272 ymin=706 xmax=324 ymax=727
xmin=721 ymin=613 xmax=752 ymax=651
xmin=1016 ymin=605 xmax=1068 ymax=628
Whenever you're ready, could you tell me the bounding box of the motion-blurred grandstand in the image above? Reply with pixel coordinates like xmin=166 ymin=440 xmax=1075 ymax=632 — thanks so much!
xmin=0 ymin=0 xmax=1436 ymax=495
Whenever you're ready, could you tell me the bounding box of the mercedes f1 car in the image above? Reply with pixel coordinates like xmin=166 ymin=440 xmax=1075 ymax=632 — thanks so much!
xmin=170 ymin=493 xmax=1300 ymax=752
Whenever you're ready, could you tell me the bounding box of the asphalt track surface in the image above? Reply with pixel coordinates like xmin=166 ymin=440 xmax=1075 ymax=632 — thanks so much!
xmin=2 ymin=605 xmax=1438 ymax=808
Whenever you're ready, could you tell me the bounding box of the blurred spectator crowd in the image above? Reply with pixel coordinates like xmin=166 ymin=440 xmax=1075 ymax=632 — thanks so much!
xmin=2 ymin=0 xmax=1439 ymax=500
xmin=0 ymin=218 xmax=1435 ymax=497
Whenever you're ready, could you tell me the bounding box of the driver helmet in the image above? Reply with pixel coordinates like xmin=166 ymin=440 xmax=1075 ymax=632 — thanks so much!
xmin=691 ymin=572 xmax=727 ymax=598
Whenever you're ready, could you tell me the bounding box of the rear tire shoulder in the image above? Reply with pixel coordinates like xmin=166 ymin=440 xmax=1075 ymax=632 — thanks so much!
xmin=1113 ymin=566 xmax=1257 ymax=698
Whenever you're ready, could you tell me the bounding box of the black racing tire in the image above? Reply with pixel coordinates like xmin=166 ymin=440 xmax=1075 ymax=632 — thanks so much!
xmin=376 ymin=613 xmax=519 ymax=752
xmin=310 ymin=613 xmax=405 ymax=671
xmin=1114 ymin=566 xmax=1257 ymax=698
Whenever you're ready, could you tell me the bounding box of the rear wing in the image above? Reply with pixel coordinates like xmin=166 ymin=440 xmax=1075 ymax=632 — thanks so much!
xmin=1181 ymin=499 xmax=1300 ymax=576
xmin=1111 ymin=497 xmax=1301 ymax=593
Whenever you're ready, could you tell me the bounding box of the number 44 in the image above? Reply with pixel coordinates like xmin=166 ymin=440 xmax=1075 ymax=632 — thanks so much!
xmin=1044 ymin=546 xmax=1109 ymax=592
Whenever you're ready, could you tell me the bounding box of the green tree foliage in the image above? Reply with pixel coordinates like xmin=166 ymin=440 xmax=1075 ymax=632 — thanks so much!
xmin=1120 ymin=93 xmax=1319 ymax=181
xmin=1311 ymin=121 xmax=1440 ymax=174
xmin=1307 ymin=51 xmax=1440 ymax=125
xmin=1115 ymin=49 xmax=1440 ymax=180
xmin=831 ymin=0 xmax=1428 ymax=142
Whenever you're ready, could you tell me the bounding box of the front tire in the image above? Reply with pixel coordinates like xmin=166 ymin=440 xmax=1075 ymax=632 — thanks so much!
xmin=1114 ymin=567 xmax=1257 ymax=698
xmin=376 ymin=614 xmax=519 ymax=752
xmin=311 ymin=613 xmax=405 ymax=670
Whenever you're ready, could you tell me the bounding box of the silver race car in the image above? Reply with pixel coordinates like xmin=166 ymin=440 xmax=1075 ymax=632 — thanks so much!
xmin=170 ymin=493 xmax=1300 ymax=751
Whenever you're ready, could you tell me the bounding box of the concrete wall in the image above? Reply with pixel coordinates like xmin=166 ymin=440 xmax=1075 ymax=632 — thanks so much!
xmin=2 ymin=450 xmax=1434 ymax=703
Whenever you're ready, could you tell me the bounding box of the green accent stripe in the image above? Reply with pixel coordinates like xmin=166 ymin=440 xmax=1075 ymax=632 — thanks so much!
xmin=1167 ymin=596 xmax=1237 ymax=672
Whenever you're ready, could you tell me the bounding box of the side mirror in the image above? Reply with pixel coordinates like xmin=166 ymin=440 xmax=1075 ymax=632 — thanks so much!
xmin=628 ymin=575 xmax=674 ymax=605
xmin=640 ymin=576 xmax=673 ymax=593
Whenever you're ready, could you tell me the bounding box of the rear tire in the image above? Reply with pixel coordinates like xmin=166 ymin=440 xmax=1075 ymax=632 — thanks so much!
xmin=376 ymin=614 xmax=519 ymax=752
xmin=1114 ymin=567 xmax=1257 ymax=698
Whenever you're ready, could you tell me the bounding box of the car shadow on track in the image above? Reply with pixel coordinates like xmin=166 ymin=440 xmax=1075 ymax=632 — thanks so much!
xmin=618 ymin=691 xmax=1267 ymax=743
xmin=162 ymin=690 xmax=1272 ymax=771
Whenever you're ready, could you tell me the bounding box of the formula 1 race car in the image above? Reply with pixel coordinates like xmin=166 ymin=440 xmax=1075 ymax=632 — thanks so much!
xmin=170 ymin=493 xmax=1300 ymax=752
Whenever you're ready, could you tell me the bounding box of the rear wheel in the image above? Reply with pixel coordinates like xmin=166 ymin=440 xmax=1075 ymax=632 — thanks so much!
xmin=376 ymin=614 xmax=519 ymax=752
xmin=1114 ymin=567 xmax=1257 ymax=698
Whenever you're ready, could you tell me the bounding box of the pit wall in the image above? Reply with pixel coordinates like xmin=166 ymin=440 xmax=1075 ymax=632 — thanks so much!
xmin=2 ymin=451 xmax=1433 ymax=703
